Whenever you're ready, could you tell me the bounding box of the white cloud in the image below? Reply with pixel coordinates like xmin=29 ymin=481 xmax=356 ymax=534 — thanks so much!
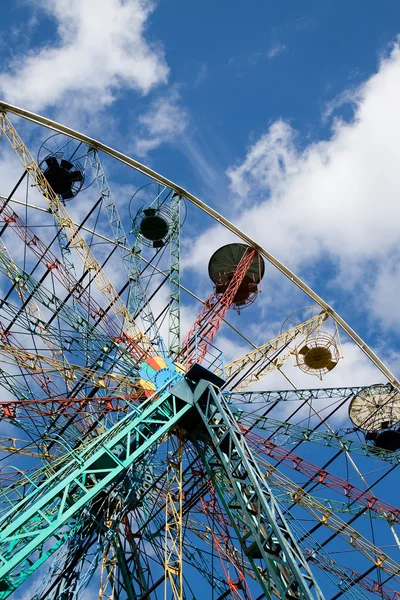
xmin=227 ymin=120 xmax=297 ymax=200
xmin=369 ymin=259 xmax=400 ymax=329
xmin=0 ymin=0 xmax=168 ymax=112
xmin=228 ymin=45 xmax=400 ymax=265
xmin=134 ymin=89 xmax=188 ymax=156
xmin=193 ymin=62 xmax=208 ymax=88
xmin=267 ymin=43 xmax=287 ymax=59
xmin=322 ymin=85 xmax=362 ymax=121
xmin=186 ymin=41 xmax=400 ymax=336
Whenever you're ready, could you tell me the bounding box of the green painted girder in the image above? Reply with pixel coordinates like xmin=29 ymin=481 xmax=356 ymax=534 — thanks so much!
xmin=191 ymin=381 xmax=325 ymax=600
xmin=224 ymin=384 xmax=388 ymax=404
xmin=0 ymin=375 xmax=189 ymax=598
xmin=168 ymin=192 xmax=181 ymax=357
xmin=88 ymin=149 xmax=164 ymax=352
xmin=238 ymin=414 xmax=400 ymax=465
xmin=46 ymin=459 xmax=157 ymax=599
xmin=114 ymin=534 xmax=140 ymax=600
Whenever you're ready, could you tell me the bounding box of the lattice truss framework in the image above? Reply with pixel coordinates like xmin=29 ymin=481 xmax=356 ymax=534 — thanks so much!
xmin=0 ymin=108 xmax=398 ymax=600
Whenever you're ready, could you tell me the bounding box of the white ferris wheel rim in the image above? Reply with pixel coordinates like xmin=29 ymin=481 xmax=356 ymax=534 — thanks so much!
xmin=0 ymin=99 xmax=397 ymax=390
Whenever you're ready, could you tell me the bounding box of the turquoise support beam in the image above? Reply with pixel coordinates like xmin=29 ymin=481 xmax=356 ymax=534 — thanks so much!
xmin=191 ymin=381 xmax=325 ymax=600
xmin=168 ymin=192 xmax=181 ymax=357
xmin=0 ymin=375 xmax=189 ymax=598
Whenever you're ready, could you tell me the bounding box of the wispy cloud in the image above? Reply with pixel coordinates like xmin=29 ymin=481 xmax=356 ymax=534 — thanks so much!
xmin=0 ymin=0 xmax=168 ymax=112
xmin=133 ymin=88 xmax=188 ymax=156
xmin=133 ymin=88 xmax=228 ymax=199
xmin=267 ymin=43 xmax=287 ymax=59
xmin=247 ymin=44 xmax=287 ymax=66
xmin=290 ymin=16 xmax=316 ymax=32
xmin=193 ymin=62 xmax=208 ymax=88
xmin=322 ymin=86 xmax=362 ymax=121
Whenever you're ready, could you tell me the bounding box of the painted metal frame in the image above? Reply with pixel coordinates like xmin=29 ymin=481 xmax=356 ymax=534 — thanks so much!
xmin=168 ymin=192 xmax=181 ymax=357
xmin=0 ymin=101 xmax=396 ymax=389
xmin=88 ymin=148 xmax=163 ymax=351
xmin=191 ymin=380 xmax=325 ymax=600
xmin=0 ymin=376 xmax=188 ymax=598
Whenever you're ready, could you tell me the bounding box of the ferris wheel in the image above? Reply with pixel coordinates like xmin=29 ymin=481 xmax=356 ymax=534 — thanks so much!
xmin=0 ymin=100 xmax=399 ymax=600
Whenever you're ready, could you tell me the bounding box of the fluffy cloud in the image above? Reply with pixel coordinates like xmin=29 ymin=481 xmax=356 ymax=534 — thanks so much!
xmin=187 ymin=41 xmax=400 ymax=335
xmin=0 ymin=0 xmax=168 ymax=111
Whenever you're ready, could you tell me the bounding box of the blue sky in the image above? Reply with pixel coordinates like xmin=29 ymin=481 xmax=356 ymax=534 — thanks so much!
xmin=1 ymin=1 xmax=400 ymax=598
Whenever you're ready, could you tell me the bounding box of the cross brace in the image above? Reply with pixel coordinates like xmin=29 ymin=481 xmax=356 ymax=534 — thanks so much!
xmin=0 ymin=371 xmax=329 ymax=600
xmin=0 ymin=375 xmax=188 ymax=598
xmin=190 ymin=381 xmax=325 ymax=600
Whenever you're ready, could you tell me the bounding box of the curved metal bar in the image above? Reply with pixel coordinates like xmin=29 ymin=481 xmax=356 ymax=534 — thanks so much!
xmin=0 ymin=100 xmax=398 ymax=389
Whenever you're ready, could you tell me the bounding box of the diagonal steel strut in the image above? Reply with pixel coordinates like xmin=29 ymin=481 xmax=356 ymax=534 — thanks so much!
xmin=190 ymin=380 xmax=325 ymax=600
xmin=0 ymin=374 xmax=189 ymax=599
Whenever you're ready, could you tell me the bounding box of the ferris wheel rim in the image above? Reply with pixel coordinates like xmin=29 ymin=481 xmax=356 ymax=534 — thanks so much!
xmin=0 ymin=99 xmax=397 ymax=390
xmin=0 ymin=105 xmax=398 ymax=600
